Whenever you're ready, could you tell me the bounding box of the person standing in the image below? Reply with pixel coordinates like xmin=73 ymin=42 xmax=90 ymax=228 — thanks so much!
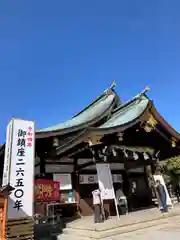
xmin=116 ymin=183 xmax=128 ymax=215
xmin=92 ymin=188 xmax=102 ymax=223
xmin=155 ymin=180 xmax=168 ymax=212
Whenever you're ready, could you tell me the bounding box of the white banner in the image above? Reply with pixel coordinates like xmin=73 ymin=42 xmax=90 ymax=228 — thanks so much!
xmin=7 ymin=119 xmax=35 ymax=219
xmin=153 ymin=175 xmax=173 ymax=207
xmin=96 ymin=163 xmax=115 ymax=200
xmin=2 ymin=120 xmax=13 ymax=186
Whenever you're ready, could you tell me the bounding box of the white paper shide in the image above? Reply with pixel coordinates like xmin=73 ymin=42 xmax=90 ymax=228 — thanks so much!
xmin=7 ymin=119 xmax=35 ymax=219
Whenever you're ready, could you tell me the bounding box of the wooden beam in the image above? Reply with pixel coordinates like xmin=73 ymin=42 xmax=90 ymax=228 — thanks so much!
xmin=77 ymin=161 xmax=94 ymax=171
xmin=44 ymin=161 xmax=74 ymax=165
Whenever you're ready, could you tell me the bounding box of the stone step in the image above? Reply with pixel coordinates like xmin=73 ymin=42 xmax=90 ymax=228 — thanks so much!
xmin=57 ymin=233 xmax=91 ymax=240
xmin=60 ymin=214 xmax=180 ymax=239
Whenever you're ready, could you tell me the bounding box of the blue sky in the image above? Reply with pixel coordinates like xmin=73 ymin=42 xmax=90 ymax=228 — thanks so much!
xmin=0 ymin=0 xmax=180 ymax=142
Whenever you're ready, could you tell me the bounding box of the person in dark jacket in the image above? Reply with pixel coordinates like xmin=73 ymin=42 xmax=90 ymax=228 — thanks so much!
xmin=155 ymin=180 xmax=168 ymax=212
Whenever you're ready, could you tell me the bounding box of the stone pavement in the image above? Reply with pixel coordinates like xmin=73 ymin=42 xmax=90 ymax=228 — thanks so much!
xmin=109 ymin=215 xmax=180 ymax=239
xmin=59 ymin=204 xmax=180 ymax=239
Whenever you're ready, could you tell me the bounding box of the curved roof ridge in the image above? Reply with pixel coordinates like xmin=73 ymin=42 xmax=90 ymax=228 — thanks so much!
xmin=37 ymin=84 xmax=118 ymax=134
xmin=112 ymin=86 xmax=150 ymax=115
xmin=73 ymin=81 xmax=117 ymax=118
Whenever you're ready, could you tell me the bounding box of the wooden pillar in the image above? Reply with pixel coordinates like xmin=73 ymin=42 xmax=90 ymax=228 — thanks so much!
xmin=144 ymin=166 xmax=153 ymax=205
xmin=39 ymin=153 xmax=45 ymax=177
xmin=123 ymin=169 xmax=132 ymax=211
xmin=150 ymin=159 xmax=158 ymax=175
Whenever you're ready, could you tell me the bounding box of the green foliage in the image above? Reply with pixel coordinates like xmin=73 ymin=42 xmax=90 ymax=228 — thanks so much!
xmin=161 ymin=155 xmax=180 ymax=186
xmin=162 ymin=156 xmax=180 ymax=174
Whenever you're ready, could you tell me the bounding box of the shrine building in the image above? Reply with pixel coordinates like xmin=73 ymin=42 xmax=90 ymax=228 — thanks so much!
xmin=0 ymin=83 xmax=180 ymax=217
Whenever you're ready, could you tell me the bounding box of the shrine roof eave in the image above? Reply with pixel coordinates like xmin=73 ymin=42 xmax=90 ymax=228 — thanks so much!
xmin=150 ymin=104 xmax=180 ymax=141
xmin=97 ymin=98 xmax=180 ymax=141
xmin=36 ymin=88 xmax=119 ymax=139
xmin=56 ymin=94 xmax=180 ymax=156
xmin=55 ymin=119 xmax=142 ymax=156
xmin=56 ymin=95 xmax=151 ymax=155
xmin=96 ymin=94 xmax=150 ymax=130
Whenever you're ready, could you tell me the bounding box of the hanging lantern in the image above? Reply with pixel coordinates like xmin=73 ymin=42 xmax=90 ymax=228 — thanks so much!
xmin=53 ymin=137 xmax=60 ymax=147
xmin=117 ymin=132 xmax=123 ymax=141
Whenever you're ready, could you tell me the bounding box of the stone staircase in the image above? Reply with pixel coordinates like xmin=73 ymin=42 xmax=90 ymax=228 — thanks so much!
xmin=57 ymin=205 xmax=180 ymax=239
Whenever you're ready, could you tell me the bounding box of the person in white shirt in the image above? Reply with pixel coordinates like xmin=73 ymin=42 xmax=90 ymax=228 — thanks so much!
xmin=92 ymin=189 xmax=102 ymax=223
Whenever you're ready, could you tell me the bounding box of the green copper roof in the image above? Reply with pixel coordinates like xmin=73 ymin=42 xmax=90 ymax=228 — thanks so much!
xmin=99 ymin=95 xmax=149 ymax=129
xmin=37 ymin=91 xmax=116 ymax=133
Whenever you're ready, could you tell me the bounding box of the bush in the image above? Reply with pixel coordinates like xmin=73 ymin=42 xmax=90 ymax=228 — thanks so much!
xmin=161 ymin=156 xmax=180 ymax=187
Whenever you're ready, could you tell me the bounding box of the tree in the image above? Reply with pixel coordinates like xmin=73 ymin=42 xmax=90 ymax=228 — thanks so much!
xmin=161 ymin=155 xmax=180 ymax=201
xmin=161 ymin=156 xmax=180 ymax=181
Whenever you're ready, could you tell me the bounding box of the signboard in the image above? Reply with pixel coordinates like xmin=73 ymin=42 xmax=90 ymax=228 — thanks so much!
xmin=45 ymin=164 xmax=74 ymax=173
xmin=79 ymin=175 xmax=97 ymax=184
xmin=35 ymin=179 xmax=60 ymax=202
xmin=53 ymin=173 xmax=72 ymax=190
xmin=7 ymin=119 xmax=35 ymax=219
xmin=79 ymin=174 xmax=122 ymax=184
xmin=2 ymin=120 xmax=13 ymax=186
xmin=96 ymin=163 xmax=119 ymax=219
xmin=96 ymin=163 xmax=115 ymax=200
xmin=153 ymin=175 xmax=173 ymax=208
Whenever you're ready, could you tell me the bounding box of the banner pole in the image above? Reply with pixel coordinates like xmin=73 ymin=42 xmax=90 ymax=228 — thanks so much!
xmin=107 ymin=164 xmax=120 ymax=220
xmin=2 ymin=198 xmax=7 ymax=240
xmin=114 ymin=197 xmax=120 ymax=219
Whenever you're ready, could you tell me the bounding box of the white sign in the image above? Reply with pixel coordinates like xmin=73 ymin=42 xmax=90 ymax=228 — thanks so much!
xmin=113 ymin=174 xmax=123 ymax=183
xmin=96 ymin=163 xmax=115 ymax=200
xmin=80 ymin=175 xmax=97 ymax=184
xmin=96 ymin=163 xmax=120 ymax=219
xmin=2 ymin=120 xmax=13 ymax=186
xmin=7 ymin=119 xmax=35 ymax=219
xmin=79 ymin=174 xmax=122 ymax=184
xmin=53 ymin=173 xmax=72 ymax=190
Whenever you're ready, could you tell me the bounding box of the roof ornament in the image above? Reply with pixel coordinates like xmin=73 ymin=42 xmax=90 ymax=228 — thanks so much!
xmin=110 ymin=80 xmax=116 ymax=89
xmin=140 ymin=86 xmax=150 ymax=96
xmin=104 ymin=80 xmax=116 ymax=96
xmin=144 ymin=114 xmax=157 ymax=132
xmin=86 ymin=135 xmax=102 ymax=146
xmin=171 ymin=137 xmax=177 ymax=147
